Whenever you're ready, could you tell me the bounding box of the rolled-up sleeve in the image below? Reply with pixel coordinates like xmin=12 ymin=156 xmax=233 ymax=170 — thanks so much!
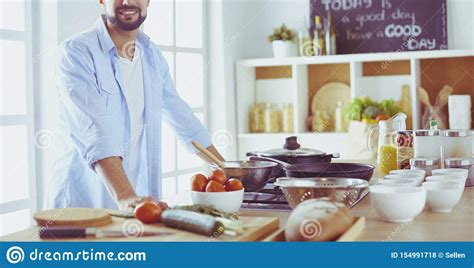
xmin=57 ymin=41 xmax=123 ymax=170
xmin=158 ymin=51 xmax=212 ymax=153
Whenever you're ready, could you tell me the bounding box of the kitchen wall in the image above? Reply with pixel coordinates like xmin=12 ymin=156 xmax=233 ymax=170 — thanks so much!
xmin=208 ymin=0 xmax=474 ymax=158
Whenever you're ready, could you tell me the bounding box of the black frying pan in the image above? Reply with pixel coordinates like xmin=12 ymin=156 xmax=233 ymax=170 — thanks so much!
xmin=248 ymin=156 xmax=375 ymax=181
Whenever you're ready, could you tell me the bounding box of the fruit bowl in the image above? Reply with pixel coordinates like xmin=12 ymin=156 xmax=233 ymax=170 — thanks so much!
xmin=191 ymin=189 xmax=244 ymax=213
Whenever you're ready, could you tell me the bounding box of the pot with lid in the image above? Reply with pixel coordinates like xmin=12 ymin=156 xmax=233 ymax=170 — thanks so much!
xmin=246 ymin=136 xmax=339 ymax=165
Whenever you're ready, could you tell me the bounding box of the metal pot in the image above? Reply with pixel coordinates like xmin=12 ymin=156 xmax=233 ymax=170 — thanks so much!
xmin=209 ymin=160 xmax=278 ymax=192
xmin=246 ymin=136 xmax=339 ymax=165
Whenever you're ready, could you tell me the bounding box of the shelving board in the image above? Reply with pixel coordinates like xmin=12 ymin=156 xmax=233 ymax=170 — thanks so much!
xmin=237 ymin=49 xmax=474 ymax=67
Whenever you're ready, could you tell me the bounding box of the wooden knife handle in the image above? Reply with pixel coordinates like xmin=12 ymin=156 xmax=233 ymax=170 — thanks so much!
xmin=39 ymin=227 xmax=87 ymax=239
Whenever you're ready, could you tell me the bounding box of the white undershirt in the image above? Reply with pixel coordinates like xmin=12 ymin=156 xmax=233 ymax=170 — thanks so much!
xmin=118 ymin=47 xmax=145 ymax=192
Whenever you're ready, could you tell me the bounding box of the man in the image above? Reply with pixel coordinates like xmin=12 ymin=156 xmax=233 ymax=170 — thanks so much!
xmin=46 ymin=0 xmax=223 ymax=210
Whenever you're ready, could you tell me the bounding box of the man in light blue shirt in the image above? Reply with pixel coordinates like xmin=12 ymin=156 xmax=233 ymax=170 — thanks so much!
xmin=46 ymin=0 xmax=224 ymax=210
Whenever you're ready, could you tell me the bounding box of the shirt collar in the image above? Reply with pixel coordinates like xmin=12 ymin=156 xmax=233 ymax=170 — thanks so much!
xmin=95 ymin=14 xmax=151 ymax=54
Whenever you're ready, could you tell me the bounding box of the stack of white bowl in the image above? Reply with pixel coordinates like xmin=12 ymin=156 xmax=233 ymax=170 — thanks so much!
xmin=369 ymin=168 xmax=467 ymax=222
xmin=422 ymin=168 xmax=468 ymax=213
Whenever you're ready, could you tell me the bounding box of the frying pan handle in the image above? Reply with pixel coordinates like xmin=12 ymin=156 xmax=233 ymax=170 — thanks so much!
xmin=247 ymin=156 xmax=291 ymax=169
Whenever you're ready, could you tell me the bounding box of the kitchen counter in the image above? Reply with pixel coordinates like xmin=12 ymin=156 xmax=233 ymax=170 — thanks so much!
xmin=2 ymin=187 xmax=472 ymax=242
xmin=243 ymin=186 xmax=473 ymax=241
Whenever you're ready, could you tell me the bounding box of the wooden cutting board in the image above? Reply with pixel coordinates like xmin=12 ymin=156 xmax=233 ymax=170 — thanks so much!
xmin=33 ymin=208 xmax=112 ymax=227
xmin=5 ymin=214 xmax=279 ymax=242
xmin=262 ymin=217 xmax=365 ymax=242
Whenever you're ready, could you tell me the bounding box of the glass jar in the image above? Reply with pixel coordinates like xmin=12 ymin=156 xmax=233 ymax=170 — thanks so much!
xmin=248 ymin=103 xmax=264 ymax=133
xmin=410 ymin=158 xmax=440 ymax=176
xmin=442 ymin=130 xmax=472 ymax=159
xmin=396 ymin=130 xmax=413 ymax=169
xmin=281 ymin=103 xmax=294 ymax=133
xmin=413 ymin=130 xmax=441 ymax=159
xmin=264 ymin=104 xmax=280 ymax=133
xmin=444 ymin=158 xmax=473 ymax=187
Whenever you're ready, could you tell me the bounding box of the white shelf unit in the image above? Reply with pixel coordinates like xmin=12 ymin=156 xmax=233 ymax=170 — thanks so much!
xmin=235 ymin=49 xmax=474 ymax=159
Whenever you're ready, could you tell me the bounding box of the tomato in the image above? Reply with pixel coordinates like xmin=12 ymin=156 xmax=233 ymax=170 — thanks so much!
xmin=134 ymin=201 xmax=162 ymax=224
xmin=224 ymin=179 xmax=244 ymax=191
xmin=206 ymin=180 xmax=226 ymax=192
xmin=208 ymin=169 xmax=227 ymax=185
xmin=191 ymin=173 xmax=208 ymax=192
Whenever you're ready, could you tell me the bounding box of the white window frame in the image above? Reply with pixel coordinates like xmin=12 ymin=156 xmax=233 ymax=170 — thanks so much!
xmin=145 ymin=0 xmax=209 ymax=196
xmin=0 ymin=0 xmax=37 ymax=222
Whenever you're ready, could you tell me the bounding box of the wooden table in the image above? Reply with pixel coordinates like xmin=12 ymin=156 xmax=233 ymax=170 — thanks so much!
xmin=243 ymin=187 xmax=473 ymax=241
xmin=2 ymin=187 xmax=472 ymax=242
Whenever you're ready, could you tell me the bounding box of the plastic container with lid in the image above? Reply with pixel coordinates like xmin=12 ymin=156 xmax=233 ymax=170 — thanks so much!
xmin=410 ymin=158 xmax=440 ymax=177
xmin=444 ymin=158 xmax=473 ymax=187
xmin=442 ymin=130 xmax=472 ymax=159
xmin=413 ymin=129 xmax=441 ymax=159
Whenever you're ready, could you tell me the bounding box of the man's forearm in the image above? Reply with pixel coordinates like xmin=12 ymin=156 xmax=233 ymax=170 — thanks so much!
xmin=95 ymin=156 xmax=136 ymax=203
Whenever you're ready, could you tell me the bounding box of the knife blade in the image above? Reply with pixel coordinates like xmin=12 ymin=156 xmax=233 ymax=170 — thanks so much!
xmin=39 ymin=227 xmax=174 ymax=239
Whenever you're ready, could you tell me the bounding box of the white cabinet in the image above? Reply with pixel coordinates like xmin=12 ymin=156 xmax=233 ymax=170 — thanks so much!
xmin=234 ymin=49 xmax=474 ymax=159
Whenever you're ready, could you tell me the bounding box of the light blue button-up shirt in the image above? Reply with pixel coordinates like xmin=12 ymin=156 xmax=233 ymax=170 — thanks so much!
xmin=45 ymin=15 xmax=212 ymax=209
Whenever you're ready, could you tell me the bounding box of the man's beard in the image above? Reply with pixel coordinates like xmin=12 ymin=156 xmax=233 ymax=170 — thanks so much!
xmin=106 ymin=6 xmax=146 ymax=31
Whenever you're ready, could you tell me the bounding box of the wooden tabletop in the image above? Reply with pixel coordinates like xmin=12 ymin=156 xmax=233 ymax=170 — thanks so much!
xmin=242 ymin=187 xmax=473 ymax=241
xmin=2 ymin=187 xmax=471 ymax=242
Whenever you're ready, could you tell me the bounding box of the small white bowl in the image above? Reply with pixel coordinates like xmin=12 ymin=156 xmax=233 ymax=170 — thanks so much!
xmin=191 ymin=189 xmax=244 ymax=213
xmin=370 ymin=185 xmax=426 ymax=223
xmin=422 ymin=182 xmax=464 ymax=213
xmin=384 ymin=174 xmax=424 ymax=186
xmin=390 ymin=169 xmax=426 ymax=178
xmin=425 ymin=174 xmax=467 ymax=185
xmin=378 ymin=178 xmax=421 ymax=187
xmin=432 ymin=168 xmax=468 ymax=183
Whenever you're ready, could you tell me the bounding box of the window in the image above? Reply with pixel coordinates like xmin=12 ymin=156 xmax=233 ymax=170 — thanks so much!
xmin=0 ymin=0 xmax=36 ymax=236
xmin=144 ymin=0 xmax=207 ymax=200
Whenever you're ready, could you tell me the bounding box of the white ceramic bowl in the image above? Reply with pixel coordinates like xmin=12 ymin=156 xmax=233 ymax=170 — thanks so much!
xmin=422 ymin=182 xmax=464 ymax=213
xmin=425 ymin=174 xmax=467 ymax=185
xmin=432 ymin=168 xmax=468 ymax=183
xmin=191 ymin=189 xmax=244 ymax=213
xmin=384 ymin=174 xmax=424 ymax=186
xmin=378 ymin=178 xmax=421 ymax=187
xmin=390 ymin=169 xmax=426 ymax=178
xmin=369 ymin=185 xmax=426 ymax=223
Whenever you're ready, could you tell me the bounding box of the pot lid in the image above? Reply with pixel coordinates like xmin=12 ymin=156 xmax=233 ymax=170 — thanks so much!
xmin=252 ymin=136 xmax=327 ymax=157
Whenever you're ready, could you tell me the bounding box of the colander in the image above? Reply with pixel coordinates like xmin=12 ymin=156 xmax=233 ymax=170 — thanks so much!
xmin=275 ymin=177 xmax=369 ymax=208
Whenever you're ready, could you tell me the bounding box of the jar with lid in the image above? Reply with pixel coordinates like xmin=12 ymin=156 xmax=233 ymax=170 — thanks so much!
xmin=281 ymin=103 xmax=294 ymax=133
xmin=396 ymin=130 xmax=413 ymax=169
xmin=410 ymin=158 xmax=440 ymax=176
xmin=413 ymin=130 xmax=441 ymax=159
xmin=442 ymin=130 xmax=472 ymax=158
xmin=249 ymin=102 xmax=265 ymax=133
xmin=444 ymin=158 xmax=473 ymax=187
xmin=264 ymin=104 xmax=280 ymax=133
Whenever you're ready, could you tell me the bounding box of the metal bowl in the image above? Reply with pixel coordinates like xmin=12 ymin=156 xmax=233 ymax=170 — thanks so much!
xmin=275 ymin=177 xmax=369 ymax=209
xmin=210 ymin=160 xmax=278 ymax=192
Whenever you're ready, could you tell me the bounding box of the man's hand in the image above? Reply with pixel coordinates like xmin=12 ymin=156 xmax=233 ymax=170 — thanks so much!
xmin=117 ymin=196 xmax=169 ymax=211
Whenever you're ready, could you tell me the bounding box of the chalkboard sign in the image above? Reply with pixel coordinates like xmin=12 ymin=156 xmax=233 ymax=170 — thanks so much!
xmin=310 ymin=0 xmax=448 ymax=54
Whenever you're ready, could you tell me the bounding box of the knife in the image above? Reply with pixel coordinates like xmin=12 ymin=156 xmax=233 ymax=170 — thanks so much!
xmin=39 ymin=227 xmax=174 ymax=239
